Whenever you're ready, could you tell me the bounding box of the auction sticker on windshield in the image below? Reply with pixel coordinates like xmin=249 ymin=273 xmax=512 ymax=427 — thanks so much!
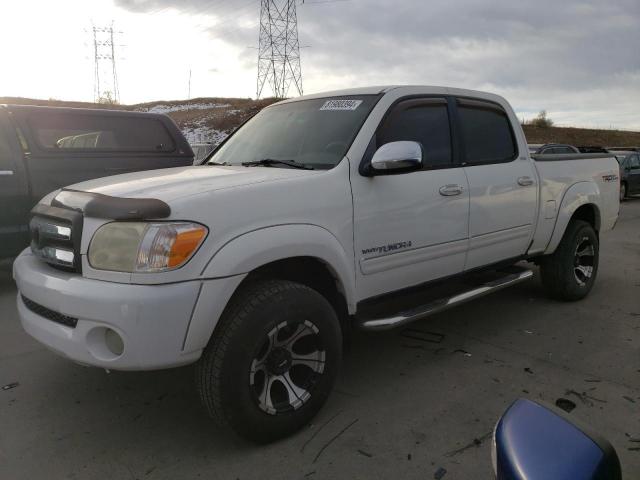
xmin=320 ymin=99 xmax=363 ymax=111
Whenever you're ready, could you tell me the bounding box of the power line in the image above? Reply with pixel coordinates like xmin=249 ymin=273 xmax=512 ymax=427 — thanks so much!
xmin=257 ymin=0 xmax=303 ymax=99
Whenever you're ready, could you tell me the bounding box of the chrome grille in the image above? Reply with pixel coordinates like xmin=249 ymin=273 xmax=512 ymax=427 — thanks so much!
xmin=29 ymin=204 xmax=83 ymax=272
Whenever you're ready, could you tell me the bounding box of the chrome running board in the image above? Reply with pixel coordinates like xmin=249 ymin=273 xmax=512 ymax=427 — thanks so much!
xmin=357 ymin=267 xmax=533 ymax=331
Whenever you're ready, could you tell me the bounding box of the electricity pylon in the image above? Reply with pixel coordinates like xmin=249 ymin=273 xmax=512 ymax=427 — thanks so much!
xmin=256 ymin=0 xmax=303 ymax=99
xmin=92 ymin=23 xmax=121 ymax=104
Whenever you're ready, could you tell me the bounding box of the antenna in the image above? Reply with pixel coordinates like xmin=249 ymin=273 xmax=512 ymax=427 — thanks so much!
xmin=256 ymin=0 xmax=303 ymax=99
xmin=92 ymin=22 xmax=122 ymax=104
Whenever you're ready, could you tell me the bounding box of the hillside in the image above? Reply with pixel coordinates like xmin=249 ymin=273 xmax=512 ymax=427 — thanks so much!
xmin=2 ymin=96 xmax=638 ymax=148
xmin=522 ymin=125 xmax=640 ymax=147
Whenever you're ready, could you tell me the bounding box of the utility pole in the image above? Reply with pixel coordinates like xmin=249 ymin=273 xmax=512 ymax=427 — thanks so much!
xmin=92 ymin=23 xmax=122 ymax=104
xmin=256 ymin=0 xmax=303 ymax=99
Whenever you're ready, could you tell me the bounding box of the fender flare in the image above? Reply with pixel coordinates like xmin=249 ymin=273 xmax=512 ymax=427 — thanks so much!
xmin=201 ymin=224 xmax=356 ymax=311
xmin=544 ymin=181 xmax=602 ymax=254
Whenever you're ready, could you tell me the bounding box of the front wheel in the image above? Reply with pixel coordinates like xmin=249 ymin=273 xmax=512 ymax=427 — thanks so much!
xmin=620 ymin=182 xmax=627 ymax=202
xmin=196 ymin=279 xmax=342 ymax=443
xmin=539 ymin=220 xmax=599 ymax=301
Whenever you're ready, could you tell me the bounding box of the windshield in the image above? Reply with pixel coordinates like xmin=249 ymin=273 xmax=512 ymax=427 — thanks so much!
xmin=207 ymin=95 xmax=379 ymax=170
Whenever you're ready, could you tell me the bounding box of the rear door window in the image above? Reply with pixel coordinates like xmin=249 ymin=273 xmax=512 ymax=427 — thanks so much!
xmin=457 ymin=98 xmax=517 ymax=164
xmin=28 ymin=112 xmax=176 ymax=153
xmin=377 ymin=98 xmax=452 ymax=168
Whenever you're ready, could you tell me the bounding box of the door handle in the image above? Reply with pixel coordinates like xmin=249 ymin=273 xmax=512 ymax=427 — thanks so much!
xmin=0 ymin=170 xmax=14 ymax=176
xmin=517 ymin=176 xmax=534 ymax=186
xmin=439 ymin=184 xmax=464 ymax=196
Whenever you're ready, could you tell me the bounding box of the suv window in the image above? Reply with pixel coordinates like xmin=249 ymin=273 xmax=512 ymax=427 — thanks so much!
xmin=555 ymin=146 xmax=575 ymax=154
xmin=28 ymin=113 xmax=175 ymax=153
xmin=457 ymin=98 xmax=517 ymax=164
xmin=377 ymin=98 xmax=452 ymax=167
xmin=630 ymin=155 xmax=640 ymax=169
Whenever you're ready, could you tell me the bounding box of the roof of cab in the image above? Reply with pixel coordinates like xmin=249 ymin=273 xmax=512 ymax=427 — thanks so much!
xmin=272 ymin=85 xmax=509 ymax=107
xmin=4 ymin=104 xmax=165 ymax=119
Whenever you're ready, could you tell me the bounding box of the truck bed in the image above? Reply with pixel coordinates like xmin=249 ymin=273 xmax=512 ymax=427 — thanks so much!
xmin=529 ymin=153 xmax=620 ymax=254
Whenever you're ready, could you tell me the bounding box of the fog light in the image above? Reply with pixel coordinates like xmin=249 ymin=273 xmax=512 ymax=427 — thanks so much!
xmin=104 ymin=328 xmax=124 ymax=356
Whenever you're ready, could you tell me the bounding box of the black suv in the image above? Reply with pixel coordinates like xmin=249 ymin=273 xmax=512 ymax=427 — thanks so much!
xmin=0 ymin=105 xmax=194 ymax=258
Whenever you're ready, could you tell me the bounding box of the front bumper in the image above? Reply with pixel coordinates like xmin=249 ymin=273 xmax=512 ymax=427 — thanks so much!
xmin=13 ymin=250 xmax=221 ymax=370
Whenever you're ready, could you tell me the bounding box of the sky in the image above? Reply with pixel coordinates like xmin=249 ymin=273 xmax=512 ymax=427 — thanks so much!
xmin=0 ymin=0 xmax=638 ymax=129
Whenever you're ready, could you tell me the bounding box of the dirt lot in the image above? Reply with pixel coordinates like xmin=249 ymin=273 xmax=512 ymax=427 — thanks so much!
xmin=1 ymin=200 xmax=639 ymax=480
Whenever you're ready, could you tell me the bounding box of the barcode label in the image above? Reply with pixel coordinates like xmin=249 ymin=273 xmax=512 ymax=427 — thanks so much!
xmin=320 ymin=99 xmax=363 ymax=111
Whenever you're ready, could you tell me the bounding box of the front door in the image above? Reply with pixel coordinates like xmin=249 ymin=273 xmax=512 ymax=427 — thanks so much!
xmin=0 ymin=111 xmax=30 ymax=257
xmin=454 ymin=97 xmax=538 ymax=270
xmin=351 ymin=97 xmax=470 ymax=300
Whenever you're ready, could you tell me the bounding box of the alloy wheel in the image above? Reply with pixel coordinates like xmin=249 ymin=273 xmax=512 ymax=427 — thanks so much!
xmin=250 ymin=320 xmax=325 ymax=415
xmin=573 ymin=236 xmax=595 ymax=286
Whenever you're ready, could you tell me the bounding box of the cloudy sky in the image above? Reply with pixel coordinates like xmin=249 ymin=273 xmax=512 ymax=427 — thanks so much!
xmin=0 ymin=0 xmax=638 ymax=128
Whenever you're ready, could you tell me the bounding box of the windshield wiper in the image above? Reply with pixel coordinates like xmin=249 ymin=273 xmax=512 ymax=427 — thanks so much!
xmin=241 ymin=158 xmax=315 ymax=170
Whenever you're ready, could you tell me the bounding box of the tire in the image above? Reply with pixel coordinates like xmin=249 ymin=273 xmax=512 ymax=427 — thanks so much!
xmin=620 ymin=182 xmax=627 ymax=202
xmin=539 ymin=220 xmax=599 ymax=301
xmin=196 ymin=279 xmax=342 ymax=443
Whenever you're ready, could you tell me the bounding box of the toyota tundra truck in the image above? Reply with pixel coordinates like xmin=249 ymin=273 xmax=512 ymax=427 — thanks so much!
xmin=13 ymin=86 xmax=620 ymax=442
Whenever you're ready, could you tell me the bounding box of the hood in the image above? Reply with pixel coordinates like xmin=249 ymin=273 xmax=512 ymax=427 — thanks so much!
xmin=64 ymin=165 xmax=319 ymax=202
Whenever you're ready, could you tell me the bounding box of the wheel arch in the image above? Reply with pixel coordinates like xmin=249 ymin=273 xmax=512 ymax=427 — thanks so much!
xmin=182 ymin=225 xmax=356 ymax=354
xmin=237 ymin=256 xmax=350 ymax=333
xmin=544 ymin=181 xmax=601 ymax=255
xmin=187 ymin=255 xmax=352 ymax=359
xmin=200 ymin=224 xmax=355 ymax=310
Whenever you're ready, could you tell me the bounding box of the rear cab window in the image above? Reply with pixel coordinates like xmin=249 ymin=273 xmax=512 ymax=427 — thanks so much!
xmin=456 ymin=98 xmax=517 ymax=165
xmin=376 ymin=98 xmax=452 ymax=168
xmin=28 ymin=112 xmax=176 ymax=153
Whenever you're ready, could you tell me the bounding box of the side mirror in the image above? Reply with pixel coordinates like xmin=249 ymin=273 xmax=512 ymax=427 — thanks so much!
xmin=370 ymin=141 xmax=423 ymax=173
xmin=493 ymin=399 xmax=621 ymax=480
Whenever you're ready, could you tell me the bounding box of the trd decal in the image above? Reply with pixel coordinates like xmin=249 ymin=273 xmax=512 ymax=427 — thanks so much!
xmin=362 ymin=241 xmax=412 ymax=256
xmin=602 ymin=174 xmax=618 ymax=182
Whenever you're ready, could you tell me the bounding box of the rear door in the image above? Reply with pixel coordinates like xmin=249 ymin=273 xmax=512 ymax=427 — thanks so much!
xmin=13 ymin=108 xmax=191 ymax=203
xmin=352 ymin=97 xmax=470 ymax=299
xmin=0 ymin=110 xmax=30 ymax=257
xmin=455 ymin=98 xmax=538 ymax=270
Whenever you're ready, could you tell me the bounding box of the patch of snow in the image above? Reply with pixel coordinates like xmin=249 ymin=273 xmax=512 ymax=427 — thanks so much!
xmin=139 ymin=103 xmax=231 ymax=114
xmin=181 ymin=122 xmax=228 ymax=145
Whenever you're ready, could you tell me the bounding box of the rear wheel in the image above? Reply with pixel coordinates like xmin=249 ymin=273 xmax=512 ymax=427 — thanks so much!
xmin=539 ymin=220 xmax=599 ymax=301
xmin=196 ymin=279 xmax=342 ymax=443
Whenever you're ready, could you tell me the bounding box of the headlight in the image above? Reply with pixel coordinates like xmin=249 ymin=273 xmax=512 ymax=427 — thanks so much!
xmin=89 ymin=222 xmax=208 ymax=272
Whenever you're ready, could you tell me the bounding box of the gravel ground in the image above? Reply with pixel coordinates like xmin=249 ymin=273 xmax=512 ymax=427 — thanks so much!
xmin=1 ymin=199 xmax=639 ymax=480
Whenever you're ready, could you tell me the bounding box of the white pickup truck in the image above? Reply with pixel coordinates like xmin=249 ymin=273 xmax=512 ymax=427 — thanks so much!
xmin=13 ymin=86 xmax=620 ymax=442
